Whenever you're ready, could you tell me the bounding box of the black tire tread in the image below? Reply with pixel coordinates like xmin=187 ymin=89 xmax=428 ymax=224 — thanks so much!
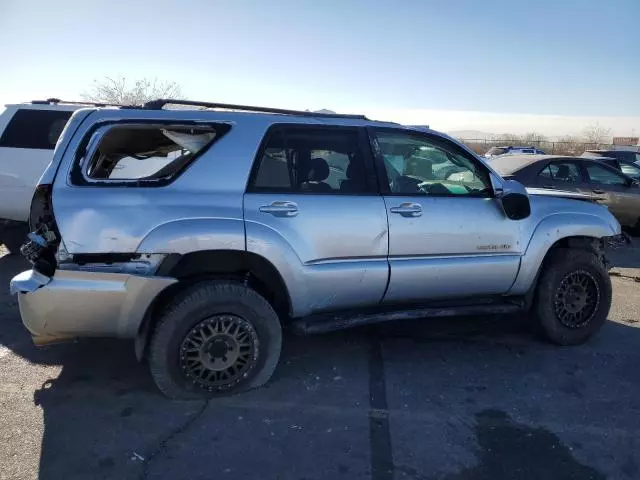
xmin=149 ymin=281 xmax=282 ymax=399
xmin=534 ymin=248 xmax=611 ymax=346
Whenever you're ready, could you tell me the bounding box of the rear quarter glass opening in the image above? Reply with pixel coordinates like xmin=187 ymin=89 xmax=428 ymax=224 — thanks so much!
xmin=70 ymin=121 xmax=231 ymax=187
xmin=0 ymin=109 xmax=73 ymax=149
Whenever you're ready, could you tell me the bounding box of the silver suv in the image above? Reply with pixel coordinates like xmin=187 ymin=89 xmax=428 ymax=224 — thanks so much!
xmin=10 ymin=99 xmax=621 ymax=399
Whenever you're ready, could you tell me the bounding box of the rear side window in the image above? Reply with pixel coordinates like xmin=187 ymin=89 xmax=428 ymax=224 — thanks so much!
xmin=0 ymin=109 xmax=72 ymax=149
xmin=585 ymin=163 xmax=627 ymax=186
xmin=620 ymin=162 xmax=640 ymax=178
xmin=250 ymin=126 xmax=371 ymax=194
xmin=80 ymin=124 xmax=228 ymax=183
xmin=538 ymin=161 xmax=581 ymax=183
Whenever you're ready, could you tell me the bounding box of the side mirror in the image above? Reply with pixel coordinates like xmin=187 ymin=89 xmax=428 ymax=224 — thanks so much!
xmin=501 ymin=192 xmax=531 ymax=220
xmin=498 ymin=178 xmax=531 ymax=220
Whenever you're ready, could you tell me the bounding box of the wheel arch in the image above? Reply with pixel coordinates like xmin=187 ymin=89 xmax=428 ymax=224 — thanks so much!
xmin=509 ymin=212 xmax=617 ymax=297
xmin=135 ymin=249 xmax=292 ymax=360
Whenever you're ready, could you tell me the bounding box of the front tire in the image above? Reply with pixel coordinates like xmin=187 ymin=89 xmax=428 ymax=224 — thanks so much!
xmin=149 ymin=281 xmax=282 ymax=399
xmin=534 ymin=248 xmax=612 ymax=345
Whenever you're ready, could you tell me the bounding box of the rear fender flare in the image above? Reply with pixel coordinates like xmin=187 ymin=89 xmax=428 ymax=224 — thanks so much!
xmin=136 ymin=218 xmax=245 ymax=254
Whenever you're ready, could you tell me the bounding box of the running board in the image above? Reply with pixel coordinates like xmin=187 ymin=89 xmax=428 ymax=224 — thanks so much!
xmin=291 ymin=302 xmax=524 ymax=335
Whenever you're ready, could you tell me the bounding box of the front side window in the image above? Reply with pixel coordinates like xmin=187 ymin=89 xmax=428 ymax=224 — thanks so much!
xmin=538 ymin=161 xmax=581 ymax=184
xmin=0 ymin=109 xmax=73 ymax=149
xmin=83 ymin=124 xmax=224 ymax=181
xmin=585 ymin=163 xmax=627 ymax=186
xmin=250 ymin=127 xmax=369 ymax=194
xmin=374 ymin=130 xmax=491 ymax=196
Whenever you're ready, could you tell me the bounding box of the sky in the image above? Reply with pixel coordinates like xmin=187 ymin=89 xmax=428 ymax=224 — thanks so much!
xmin=1 ymin=0 xmax=638 ymax=136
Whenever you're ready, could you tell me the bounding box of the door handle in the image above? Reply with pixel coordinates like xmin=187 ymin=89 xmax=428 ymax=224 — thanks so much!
xmin=390 ymin=202 xmax=422 ymax=217
xmin=592 ymin=188 xmax=605 ymax=194
xmin=259 ymin=201 xmax=299 ymax=216
xmin=542 ymin=184 xmax=554 ymax=189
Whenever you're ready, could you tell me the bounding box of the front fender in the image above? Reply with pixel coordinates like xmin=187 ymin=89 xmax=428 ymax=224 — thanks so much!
xmin=508 ymin=212 xmax=620 ymax=295
xmin=136 ymin=218 xmax=245 ymax=254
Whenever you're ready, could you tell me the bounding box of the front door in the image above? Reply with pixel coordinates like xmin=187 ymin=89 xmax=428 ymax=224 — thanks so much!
xmin=244 ymin=125 xmax=389 ymax=316
xmin=580 ymin=160 xmax=640 ymax=228
xmin=370 ymin=128 xmax=523 ymax=304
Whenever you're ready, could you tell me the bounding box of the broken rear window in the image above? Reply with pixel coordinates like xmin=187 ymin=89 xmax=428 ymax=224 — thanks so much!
xmin=83 ymin=124 xmax=228 ymax=182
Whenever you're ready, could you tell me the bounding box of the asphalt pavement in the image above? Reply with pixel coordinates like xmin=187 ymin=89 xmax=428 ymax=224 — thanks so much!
xmin=0 ymin=242 xmax=639 ymax=480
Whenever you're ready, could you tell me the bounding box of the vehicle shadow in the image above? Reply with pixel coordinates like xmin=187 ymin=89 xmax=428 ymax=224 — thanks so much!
xmin=1 ymin=253 xmax=639 ymax=479
xmin=608 ymin=232 xmax=640 ymax=269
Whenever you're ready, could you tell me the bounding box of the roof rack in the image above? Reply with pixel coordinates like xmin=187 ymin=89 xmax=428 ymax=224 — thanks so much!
xmin=142 ymin=98 xmax=368 ymax=120
xmin=31 ymin=98 xmax=125 ymax=108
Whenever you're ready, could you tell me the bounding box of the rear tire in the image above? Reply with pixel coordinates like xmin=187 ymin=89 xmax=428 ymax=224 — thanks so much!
xmin=148 ymin=281 xmax=282 ymax=399
xmin=534 ymin=248 xmax=611 ymax=345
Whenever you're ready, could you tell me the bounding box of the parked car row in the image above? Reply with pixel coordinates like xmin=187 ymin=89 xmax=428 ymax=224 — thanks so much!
xmin=8 ymin=98 xmax=623 ymax=398
xmin=489 ymin=154 xmax=640 ymax=231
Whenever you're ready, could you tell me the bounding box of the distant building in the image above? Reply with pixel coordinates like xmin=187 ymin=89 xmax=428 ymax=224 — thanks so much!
xmin=612 ymin=136 xmax=639 ymax=146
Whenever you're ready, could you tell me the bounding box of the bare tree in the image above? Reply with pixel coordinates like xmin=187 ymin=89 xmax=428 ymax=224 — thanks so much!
xmin=81 ymin=76 xmax=183 ymax=105
xmin=520 ymin=132 xmax=548 ymax=146
xmin=554 ymin=135 xmax=583 ymax=155
xmin=581 ymin=123 xmax=611 ymax=146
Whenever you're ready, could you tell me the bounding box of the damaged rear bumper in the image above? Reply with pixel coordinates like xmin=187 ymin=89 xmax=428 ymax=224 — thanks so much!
xmin=10 ymin=269 xmax=176 ymax=344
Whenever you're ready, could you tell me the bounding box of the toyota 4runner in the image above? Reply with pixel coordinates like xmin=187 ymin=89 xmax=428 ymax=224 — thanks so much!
xmin=10 ymin=99 xmax=622 ymax=399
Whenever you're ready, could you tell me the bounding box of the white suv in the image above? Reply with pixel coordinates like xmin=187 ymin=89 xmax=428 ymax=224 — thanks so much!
xmin=0 ymin=99 xmax=88 ymax=252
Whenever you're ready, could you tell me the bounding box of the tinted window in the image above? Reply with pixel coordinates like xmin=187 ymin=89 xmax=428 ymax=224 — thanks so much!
xmin=620 ymin=162 xmax=640 ymax=179
xmin=0 ymin=109 xmax=72 ymax=149
xmin=251 ymin=127 xmax=369 ymax=193
xmin=585 ymin=163 xmax=627 ymax=186
xmin=375 ymin=130 xmax=491 ymax=196
xmin=538 ymin=161 xmax=581 ymax=183
xmin=85 ymin=125 xmax=223 ymax=181
xmin=600 ymin=159 xmax=619 ymax=168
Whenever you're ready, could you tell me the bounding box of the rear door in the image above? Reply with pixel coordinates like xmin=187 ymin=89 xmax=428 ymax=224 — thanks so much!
xmin=243 ymin=125 xmax=389 ymax=315
xmin=369 ymin=128 xmax=524 ymax=304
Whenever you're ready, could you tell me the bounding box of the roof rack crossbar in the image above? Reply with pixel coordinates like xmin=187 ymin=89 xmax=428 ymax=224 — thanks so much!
xmin=31 ymin=98 xmax=126 ymax=108
xmin=142 ymin=98 xmax=368 ymax=120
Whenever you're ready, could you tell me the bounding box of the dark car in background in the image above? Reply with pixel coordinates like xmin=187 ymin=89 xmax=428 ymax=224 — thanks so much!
xmin=584 ymin=149 xmax=640 ymax=165
xmin=580 ymin=152 xmax=640 ymax=180
xmin=490 ymin=154 xmax=640 ymax=231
